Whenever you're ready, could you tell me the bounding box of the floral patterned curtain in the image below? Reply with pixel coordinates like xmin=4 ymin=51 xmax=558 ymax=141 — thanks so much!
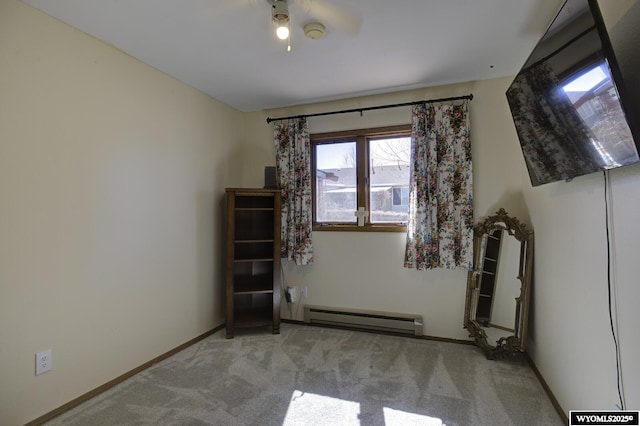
xmin=273 ymin=118 xmax=314 ymax=265
xmin=404 ymin=101 xmax=473 ymax=270
xmin=506 ymin=61 xmax=603 ymax=186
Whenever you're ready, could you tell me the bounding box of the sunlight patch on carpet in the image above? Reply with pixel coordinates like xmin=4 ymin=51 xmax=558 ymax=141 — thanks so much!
xmin=283 ymin=389 xmax=446 ymax=426
xmin=283 ymin=390 xmax=361 ymax=425
xmin=383 ymin=407 xmax=445 ymax=425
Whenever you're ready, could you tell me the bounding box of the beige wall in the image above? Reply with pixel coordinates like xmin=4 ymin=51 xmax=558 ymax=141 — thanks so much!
xmin=243 ymin=77 xmax=530 ymax=340
xmin=0 ymin=0 xmax=243 ymax=423
xmin=524 ymin=162 xmax=640 ymax=412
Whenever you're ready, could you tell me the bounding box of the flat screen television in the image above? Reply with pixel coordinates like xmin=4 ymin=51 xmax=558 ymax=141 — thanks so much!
xmin=506 ymin=0 xmax=640 ymax=186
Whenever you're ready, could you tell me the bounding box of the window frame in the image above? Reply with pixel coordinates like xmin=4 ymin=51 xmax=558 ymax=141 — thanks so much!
xmin=311 ymin=124 xmax=411 ymax=232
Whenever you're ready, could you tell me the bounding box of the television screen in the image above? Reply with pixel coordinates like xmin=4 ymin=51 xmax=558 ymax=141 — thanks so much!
xmin=506 ymin=0 xmax=640 ymax=186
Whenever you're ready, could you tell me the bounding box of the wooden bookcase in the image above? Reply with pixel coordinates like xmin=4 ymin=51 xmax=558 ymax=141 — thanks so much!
xmin=224 ymin=188 xmax=281 ymax=338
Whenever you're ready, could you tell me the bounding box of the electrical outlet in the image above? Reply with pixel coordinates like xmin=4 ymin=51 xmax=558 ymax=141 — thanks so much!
xmin=35 ymin=349 xmax=52 ymax=375
xmin=301 ymin=286 xmax=308 ymax=298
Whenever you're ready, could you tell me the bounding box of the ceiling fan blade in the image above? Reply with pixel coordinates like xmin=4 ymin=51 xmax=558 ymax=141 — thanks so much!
xmin=299 ymin=0 xmax=362 ymax=36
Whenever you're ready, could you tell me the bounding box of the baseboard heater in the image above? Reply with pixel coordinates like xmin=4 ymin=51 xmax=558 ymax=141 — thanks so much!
xmin=303 ymin=305 xmax=423 ymax=336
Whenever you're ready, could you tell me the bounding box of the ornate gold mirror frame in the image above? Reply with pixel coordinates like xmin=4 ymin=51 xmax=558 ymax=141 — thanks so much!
xmin=464 ymin=208 xmax=534 ymax=359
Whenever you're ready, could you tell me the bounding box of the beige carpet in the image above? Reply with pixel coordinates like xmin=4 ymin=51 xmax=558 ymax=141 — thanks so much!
xmin=46 ymin=323 xmax=562 ymax=425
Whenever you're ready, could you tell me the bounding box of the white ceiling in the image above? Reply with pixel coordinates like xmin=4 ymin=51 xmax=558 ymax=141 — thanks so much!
xmin=21 ymin=0 xmax=563 ymax=112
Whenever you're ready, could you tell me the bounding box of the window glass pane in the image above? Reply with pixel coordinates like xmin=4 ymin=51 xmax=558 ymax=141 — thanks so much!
xmin=392 ymin=187 xmax=410 ymax=206
xmin=369 ymin=137 xmax=411 ymax=223
xmin=392 ymin=187 xmax=402 ymax=205
xmin=315 ymin=141 xmax=357 ymax=223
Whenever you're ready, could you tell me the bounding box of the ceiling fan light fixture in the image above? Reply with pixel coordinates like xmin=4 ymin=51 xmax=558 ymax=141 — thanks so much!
xmin=304 ymin=22 xmax=326 ymax=40
xmin=272 ymin=0 xmax=290 ymax=40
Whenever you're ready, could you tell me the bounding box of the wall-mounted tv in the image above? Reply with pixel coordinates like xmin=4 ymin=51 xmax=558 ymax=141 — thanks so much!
xmin=506 ymin=0 xmax=640 ymax=187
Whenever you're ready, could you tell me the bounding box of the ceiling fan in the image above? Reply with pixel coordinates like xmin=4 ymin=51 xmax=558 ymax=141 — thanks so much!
xmin=266 ymin=0 xmax=362 ymax=49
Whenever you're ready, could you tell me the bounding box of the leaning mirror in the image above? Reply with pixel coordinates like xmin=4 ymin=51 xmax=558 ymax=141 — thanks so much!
xmin=464 ymin=208 xmax=534 ymax=359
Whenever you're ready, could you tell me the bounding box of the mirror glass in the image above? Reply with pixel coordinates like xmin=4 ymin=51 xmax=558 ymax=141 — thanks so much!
xmin=464 ymin=209 xmax=534 ymax=359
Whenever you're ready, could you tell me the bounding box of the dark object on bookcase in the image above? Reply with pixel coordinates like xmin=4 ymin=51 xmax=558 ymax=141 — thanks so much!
xmin=264 ymin=166 xmax=277 ymax=189
xmin=506 ymin=0 xmax=640 ymax=186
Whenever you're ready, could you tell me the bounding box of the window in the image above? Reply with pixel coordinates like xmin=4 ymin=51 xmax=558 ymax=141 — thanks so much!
xmin=392 ymin=187 xmax=409 ymax=206
xmin=312 ymin=125 xmax=411 ymax=231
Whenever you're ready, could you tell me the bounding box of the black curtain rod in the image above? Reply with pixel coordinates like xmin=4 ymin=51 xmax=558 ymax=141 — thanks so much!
xmin=265 ymin=94 xmax=473 ymax=124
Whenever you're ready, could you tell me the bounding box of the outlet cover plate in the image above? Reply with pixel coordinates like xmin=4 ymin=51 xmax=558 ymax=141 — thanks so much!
xmin=36 ymin=349 xmax=52 ymax=375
